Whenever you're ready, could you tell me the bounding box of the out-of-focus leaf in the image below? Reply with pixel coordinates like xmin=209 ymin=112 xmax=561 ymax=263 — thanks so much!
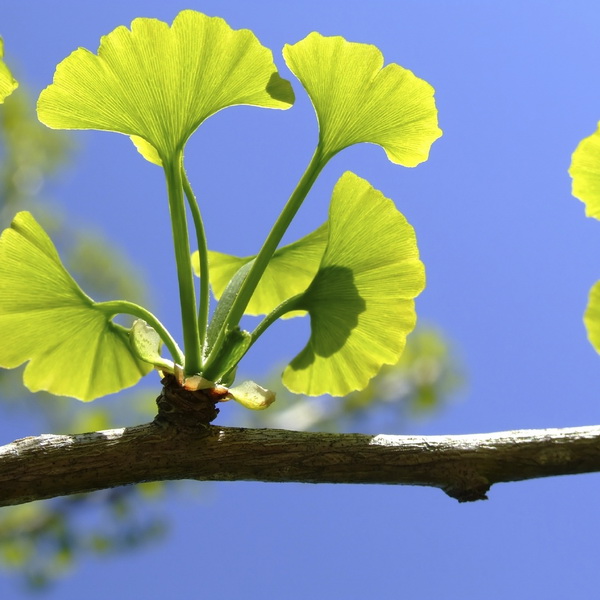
xmin=245 ymin=327 xmax=462 ymax=433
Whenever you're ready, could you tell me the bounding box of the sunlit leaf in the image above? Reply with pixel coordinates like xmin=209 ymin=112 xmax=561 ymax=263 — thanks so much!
xmin=129 ymin=319 xmax=175 ymax=372
xmin=205 ymin=327 xmax=252 ymax=384
xmin=0 ymin=38 xmax=18 ymax=103
xmin=37 ymin=10 xmax=294 ymax=164
xmin=570 ymin=123 xmax=600 ymax=220
xmin=228 ymin=380 xmax=276 ymax=410
xmin=130 ymin=135 xmax=162 ymax=166
xmin=193 ymin=223 xmax=328 ymax=318
xmin=283 ymin=172 xmax=425 ymax=396
xmin=0 ymin=212 xmax=151 ymax=401
xmin=283 ymin=32 xmax=441 ymax=165
xmin=584 ymin=280 xmax=600 ymax=355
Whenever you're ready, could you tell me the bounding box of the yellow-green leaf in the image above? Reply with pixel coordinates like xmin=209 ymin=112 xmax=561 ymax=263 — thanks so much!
xmin=0 ymin=38 xmax=18 ymax=103
xmin=570 ymin=123 xmax=600 ymax=220
xmin=228 ymin=380 xmax=276 ymax=410
xmin=129 ymin=319 xmax=176 ymax=372
xmin=0 ymin=212 xmax=152 ymax=401
xmin=584 ymin=280 xmax=600 ymax=354
xmin=37 ymin=10 xmax=294 ymax=164
xmin=283 ymin=172 xmax=425 ymax=396
xmin=193 ymin=223 xmax=328 ymax=318
xmin=283 ymin=32 xmax=441 ymax=165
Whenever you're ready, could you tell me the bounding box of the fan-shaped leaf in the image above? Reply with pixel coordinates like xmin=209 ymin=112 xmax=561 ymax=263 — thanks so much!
xmin=0 ymin=38 xmax=18 ymax=103
xmin=570 ymin=123 xmax=600 ymax=220
xmin=283 ymin=32 xmax=441 ymax=165
xmin=37 ymin=10 xmax=294 ymax=164
xmin=193 ymin=223 xmax=328 ymax=318
xmin=584 ymin=280 xmax=600 ymax=354
xmin=283 ymin=172 xmax=425 ymax=396
xmin=0 ymin=212 xmax=151 ymax=401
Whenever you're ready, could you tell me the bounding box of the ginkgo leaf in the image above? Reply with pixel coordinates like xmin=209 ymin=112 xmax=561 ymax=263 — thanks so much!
xmin=584 ymin=280 xmax=600 ymax=354
xmin=283 ymin=32 xmax=441 ymax=165
xmin=570 ymin=123 xmax=600 ymax=220
xmin=0 ymin=212 xmax=152 ymax=401
xmin=131 ymin=135 xmax=162 ymax=166
xmin=37 ymin=10 xmax=294 ymax=164
xmin=193 ymin=223 xmax=328 ymax=318
xmin=0 ymin=38 xmax=18 ymax=103
xmin=129 ymin=319 xmax=176 ymax=372
xmin=227 ymin=380 xmax=276 ymax=410
xmin=282 ymin=172 xmax=425 ymax=396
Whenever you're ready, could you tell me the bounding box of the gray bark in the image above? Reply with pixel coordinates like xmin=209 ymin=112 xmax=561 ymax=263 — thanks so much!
xmin=1 ymin=422 xmax=599 ymax=506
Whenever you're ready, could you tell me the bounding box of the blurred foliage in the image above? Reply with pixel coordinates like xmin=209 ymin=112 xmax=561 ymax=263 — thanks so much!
xmin=243 ymin=327 xmax=461 ymax=434
xmin=0 ymin=87 xmax=69 ymax=219
xmin=0 ymin=486 xmax=166 ymax=590
xmin=0 ymin=86 xmax=165 ymax=591
xmin=0 ymin=84 xmax=462 ymax=591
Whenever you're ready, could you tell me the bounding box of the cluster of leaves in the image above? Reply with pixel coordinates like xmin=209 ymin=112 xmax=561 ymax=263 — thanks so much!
xmin=0 ymin=36 xmax=458 ymax=588
xmin=570 ymin=125 xmax=600 ymax=351
xmin=0 ymin=76 xmax=169 ymax=591
xmin=0 ymin=10 xmax=441 ymax=408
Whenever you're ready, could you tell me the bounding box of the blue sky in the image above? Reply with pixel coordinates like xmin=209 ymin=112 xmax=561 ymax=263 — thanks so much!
xmin=1 ymin=1 xmax=600 ymax=597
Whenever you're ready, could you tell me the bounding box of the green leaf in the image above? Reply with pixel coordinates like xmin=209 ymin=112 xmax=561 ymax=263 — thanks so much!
xmin=0 ymin=212 xmax=152 ymax=401
xmin=37 ymin=10 xmax=294 ymax=164
xmin=0 ymin=38 xmax=18 ymax=103
xmin=205 ymin=262 xmax=254 ymax=352
xmin=193 ymin=223 xmax=328 ymax=318
xmin=584 ymin=280 xmax=600 ymax=354
xmin=570 ymin=123 xmax=600 ymax=220
xmin=129 ymin=319 xmax=176 ymax=372
xmin=228 ymin=380 xmax=276 ymax=410
xmin=283 ymin=32 xmax=441 ymax=165
xmin=130 ymin=135 xmax=162 ymax=166
xmin=283 ymin=172 xmax=425 ymax=396
xmin=204 ymin=327 xmax=252 ymax=384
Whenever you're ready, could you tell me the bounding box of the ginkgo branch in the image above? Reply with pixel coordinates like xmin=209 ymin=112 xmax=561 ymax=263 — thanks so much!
xmin=1 ymin=423 xmax=599 ymax=506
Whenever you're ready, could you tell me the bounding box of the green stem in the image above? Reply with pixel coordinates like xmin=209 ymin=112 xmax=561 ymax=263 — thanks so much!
xmin=248 ymin=293 xmax=304 ymax=349
xmin=164 ymin=154 xmax=202 ymax=375
xmin=95 ymin=300 xmax=184 ymax=366
xmin=181 ymin=167 xmax=209 ymax=355
xmin=204 ymin=146 xmax=328 ymax=370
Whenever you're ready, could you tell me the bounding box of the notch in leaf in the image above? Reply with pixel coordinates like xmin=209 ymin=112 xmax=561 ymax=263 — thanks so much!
xmin=283 ymin=32 xmax=441 ymax=165
xmin=0 ymin=212 xmax=152 ymax=401
xmin=282 ymin=172 xmax=425 ymax=396
xmin=37 ymin=10 xmax=294 ymax=165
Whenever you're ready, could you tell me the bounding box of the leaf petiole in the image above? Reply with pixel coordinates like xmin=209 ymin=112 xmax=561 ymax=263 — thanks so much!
xmin=248 ymin=293 xmax=304 ymax=349
xmin=95 ymin=300 xmax=185 ymax=366
xmin=163 ymin=153 xmax=202 ymax=375
xmin=181 ymin=167 xmax=210 ymax=355
xmin=204 ymin=146 xmax=329 ymax=378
